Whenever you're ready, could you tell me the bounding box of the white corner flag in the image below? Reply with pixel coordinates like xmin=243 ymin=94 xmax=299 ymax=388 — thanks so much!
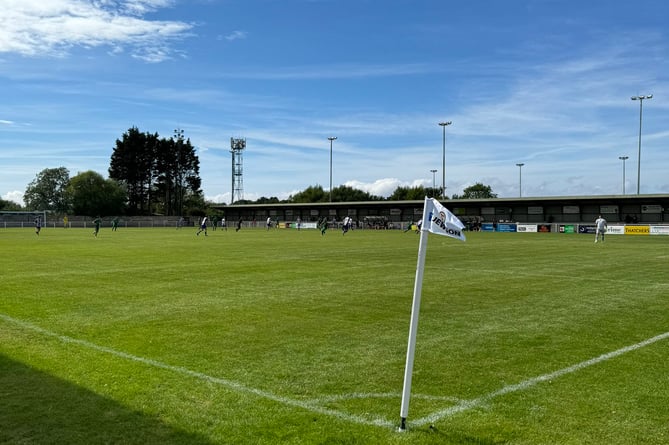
xmin=399 ymin=197 xmax=465 ymax=432
xmin=423 ymin=197 xmax=466 ymax=242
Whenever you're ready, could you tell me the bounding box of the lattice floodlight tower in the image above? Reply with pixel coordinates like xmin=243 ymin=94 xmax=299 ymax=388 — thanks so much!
xmin=230 ymin=137 xmax=246 ymax=203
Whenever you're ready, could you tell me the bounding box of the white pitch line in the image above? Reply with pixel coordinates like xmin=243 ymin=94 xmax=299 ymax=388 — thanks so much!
xmin=413 ymin=330 xmax=669 ymax=427
xmin=4 ymin=312 xmax=668 ymax=431
xmin=0 ymin=313 xmax=393 ymax=428
xmin=310 ymin=392 xmax=464 ymax=407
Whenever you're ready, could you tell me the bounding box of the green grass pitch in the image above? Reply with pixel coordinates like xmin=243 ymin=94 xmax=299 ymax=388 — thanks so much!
xmin=1 ymin=226 xmax=668 ymax=444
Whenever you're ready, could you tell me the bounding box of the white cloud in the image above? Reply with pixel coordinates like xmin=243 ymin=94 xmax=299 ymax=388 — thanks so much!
xmin=2 ymin=190 xmax=24 ymax=205
xmin=214 ymin=62 xmax=435 ymax=80
xmin=205 ymin=192 xmax=231 ymax=204
xmin=223 ymin=30 xmax=247 ymax=41
xmin=0 ymin=0 xmax=193 ymax=62
xmin=118 ymin=0 xmax=175 ymax=16
xmin=344 ymin=178 xmax=429 ymax=198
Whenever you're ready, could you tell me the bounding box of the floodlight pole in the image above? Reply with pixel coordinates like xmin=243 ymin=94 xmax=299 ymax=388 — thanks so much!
xmin=631 ymin=94 xmax=652 ymax=195
xmin=174 ymin=128 xmax=185 ymax=216
xmin=328 ymin=136 xmax=337 ymax=202
xmin=438 ymin=122 xmax=451 ymax=200
xmin=516 ymin=163 xmax=524 ymax=198
xmin=430 ymin=169 xmax=437 ymax=194
xmin=618 ymin=156 xmax=629 ymax=195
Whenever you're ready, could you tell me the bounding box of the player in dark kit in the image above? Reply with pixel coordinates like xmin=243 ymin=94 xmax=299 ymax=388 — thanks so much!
xmin=34 ymin=216 xmax=42 ymax=236
xmin=93 ymin=217 xmax=101 ymax=237
xmin=317 ymin=217 xmax=328 ymax=236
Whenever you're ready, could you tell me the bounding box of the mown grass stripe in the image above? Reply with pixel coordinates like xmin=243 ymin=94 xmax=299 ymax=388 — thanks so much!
xmin=414 ymin=330 xmax=669 ymax=426
xmin=0 ymin=312 xmax=394 ymax=428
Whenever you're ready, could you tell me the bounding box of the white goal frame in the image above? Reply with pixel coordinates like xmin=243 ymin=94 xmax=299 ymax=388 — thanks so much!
xmin=0 ymin=210 xmax=48 ymax=229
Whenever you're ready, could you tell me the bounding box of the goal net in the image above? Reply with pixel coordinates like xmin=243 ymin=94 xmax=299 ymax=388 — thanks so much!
xmin=0 ymin=211 xmax=48 ymax=229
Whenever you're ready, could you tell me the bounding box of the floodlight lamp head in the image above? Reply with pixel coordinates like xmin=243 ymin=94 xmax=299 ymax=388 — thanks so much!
xmin=439 ymin=121 xmax=452 ymax=127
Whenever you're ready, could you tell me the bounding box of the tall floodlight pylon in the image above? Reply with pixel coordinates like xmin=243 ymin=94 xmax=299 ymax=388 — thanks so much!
xmin=230 ymin=138 xmax=246 ymax=204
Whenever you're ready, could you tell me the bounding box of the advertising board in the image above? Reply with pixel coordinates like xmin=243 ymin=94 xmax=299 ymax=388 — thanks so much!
xmin=650 ymin=226 xmax=669 ymax=235
xmin=559 ymin=225 xmax=575 ymax=233
xmin=578 ymin=225 xmax=596 ymax=234
xmin=625 ymin=225 xmax=650 ymax=235
xmin=642 ymin=205 xmax=662 ymax=214
xmin=606 ymin=225 xmax=625 ymax=235
xmin=599 ymin=205 xmax=618 ymax=214
xmin=649 ymin=226 xmax=669 ymax=235
xmin=496 ymin=223 xmax=517 ymax=232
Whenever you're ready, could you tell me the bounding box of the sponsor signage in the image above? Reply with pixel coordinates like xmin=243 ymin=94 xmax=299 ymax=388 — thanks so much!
xmin=481 ymin=223 xmax=495 ymax=232
xmin=600 ymin=205 xmax=618 ymax=214
xmin=496 ymin=223 xmax=517 ymax=232
xmin=538 ymin=224 xmax=551 ymax=233
xmin=650 ymin=226 xmax=669 ymax=235
xmin=481 ymin=207 xmax=495 ymax=215
xmin=563 ymin=206 xmax=580 ymax=214
xmin=528 ymin=206 xmax=544 ymax=215
xmin=559 ymin=225 xmax=575 ymax=233
xmin=606 ymin=225 xmax=625 ymax=235
xmin=642 ymin=205 xmax=662 ymax=214
xmin=578 ymin=225 xmax=596 ymax=234
xmin=390 ymin=208 xmax=401 ymax=215
xmin=288 ymin=222 xmax=317 ymax=229
xmin=479 ymin=223 xmax=517 ymax=232
xmin=625 ymin=225 xmax=650 ymax=235
xmin=517 ymin=224 xmax=538 ymax=233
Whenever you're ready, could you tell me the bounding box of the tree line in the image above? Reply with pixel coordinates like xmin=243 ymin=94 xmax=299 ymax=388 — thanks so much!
xmin=1 ymin=126 xmax=496 ymax=215
xmin=7 ymin=127 xmax=204 ymax=216
xmin=231 ymin=182 xmax=497 ymax=205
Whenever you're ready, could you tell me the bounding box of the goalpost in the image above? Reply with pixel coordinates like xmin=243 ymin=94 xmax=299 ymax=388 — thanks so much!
xmin=0 ymin=211 xmax=47 ymax=229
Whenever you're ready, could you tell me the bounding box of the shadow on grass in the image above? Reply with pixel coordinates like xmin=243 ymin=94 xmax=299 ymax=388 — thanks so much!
xmin=0 ymin=353 xmax=214 ymax=445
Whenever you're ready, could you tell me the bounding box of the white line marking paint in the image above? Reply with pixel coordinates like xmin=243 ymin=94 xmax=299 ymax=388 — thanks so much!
xmin=0 ymin=313 xmax=393 ymax=428
xmin=413 ymin=330 xmax=669 ymax=426
xmin=313 ymin=392 xmax=464 ymax=405
xmin=3 ymin=313 xmax=667 ymax=430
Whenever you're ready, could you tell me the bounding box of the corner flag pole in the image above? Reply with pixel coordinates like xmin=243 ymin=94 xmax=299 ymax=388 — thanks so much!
xmin=399 ymin=196 xmax=431 ymax=431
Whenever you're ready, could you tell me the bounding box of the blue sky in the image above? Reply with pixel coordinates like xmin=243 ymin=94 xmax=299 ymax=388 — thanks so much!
xmin=1 ymin=0 xmax=667 ymax=205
